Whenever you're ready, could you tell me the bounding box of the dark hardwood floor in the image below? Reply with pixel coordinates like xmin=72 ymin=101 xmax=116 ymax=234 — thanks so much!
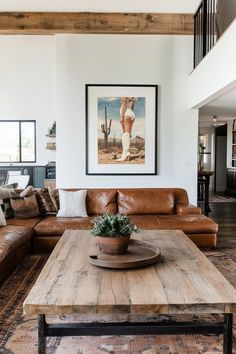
xmin=198 ymin=201 xmax=236 ymax=248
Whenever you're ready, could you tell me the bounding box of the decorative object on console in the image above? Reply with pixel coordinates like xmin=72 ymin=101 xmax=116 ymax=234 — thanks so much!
xmin=47 ymin=121 xmax=56 ymax=137
xmin=198 ymin=143 xmax=205 ymax=171
xmin=91 ymin=213 xmax=140 ymax=255
xmin=85 ymin=84 xmax=158 ymax=175
xmin=46 ymin=122 xmax=56 ymax=149
xmin=46 ymin=142 xmax=56 ymax=150
xmin=10 ymin=186 xmax=40 ymax=219
xmin=57 ymin=189 xmax=88 ymax=218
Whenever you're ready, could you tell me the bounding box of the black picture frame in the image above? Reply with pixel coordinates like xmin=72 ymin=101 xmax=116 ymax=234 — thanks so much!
xmin=85 ymin=84 xmax=158 ymax=175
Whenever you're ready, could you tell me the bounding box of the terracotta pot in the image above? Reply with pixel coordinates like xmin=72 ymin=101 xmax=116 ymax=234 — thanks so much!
xmin=96 ymin=235 xmax=130 ymax=255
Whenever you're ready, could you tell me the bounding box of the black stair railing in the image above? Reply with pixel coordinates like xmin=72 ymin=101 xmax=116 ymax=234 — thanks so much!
xmin=194 ymin=0 xmax=216 ymax=68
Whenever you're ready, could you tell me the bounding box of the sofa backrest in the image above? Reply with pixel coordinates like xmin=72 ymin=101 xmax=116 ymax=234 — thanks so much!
xmin=87 ymin=190 xmax=117 ymax=215
xmin=33 ymin=187 xmax=189 ymax=216
xmin=117 ymin=188 xmax=189 ymax=215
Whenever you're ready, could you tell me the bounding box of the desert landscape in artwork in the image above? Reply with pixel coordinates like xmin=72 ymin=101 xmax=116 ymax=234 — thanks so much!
xmin=97 ymin=96 xmax=145 ymax=164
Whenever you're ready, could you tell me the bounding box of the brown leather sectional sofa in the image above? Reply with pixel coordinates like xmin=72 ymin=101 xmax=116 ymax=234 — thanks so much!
xmin=0 ymin=188 xmax=218 ymax=284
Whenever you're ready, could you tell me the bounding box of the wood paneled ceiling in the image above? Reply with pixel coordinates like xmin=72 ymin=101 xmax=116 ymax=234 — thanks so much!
xmin=0 ymin=12 xmax=194 ymax=35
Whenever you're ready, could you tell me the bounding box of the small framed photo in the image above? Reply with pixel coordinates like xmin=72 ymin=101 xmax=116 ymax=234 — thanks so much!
xmin=85 ymin=84 xmax=158 ymax=175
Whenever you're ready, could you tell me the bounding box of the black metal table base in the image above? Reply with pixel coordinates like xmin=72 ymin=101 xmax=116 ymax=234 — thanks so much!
xmin=38 ymin=313 xmax=233 ymax=354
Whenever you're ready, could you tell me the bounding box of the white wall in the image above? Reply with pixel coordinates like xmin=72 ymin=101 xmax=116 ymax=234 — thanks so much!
xmin=189 ymin=19 xmax=236 ymax=109
xmin=0 ymin=0 xmax=200 ymax=13
xmin=0 ymin=36 xmax=56 ymax=166
xmin=0 ymin=34 xmax=199 ymax=202
xmin=56 ymin=35 xmax=198 ymax=202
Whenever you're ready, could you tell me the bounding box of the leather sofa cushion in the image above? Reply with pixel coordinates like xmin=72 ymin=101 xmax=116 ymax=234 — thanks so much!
xmin=118 ymin=189 xmax=175 ymax=215
xmin=49 ymin=189 xmax=117 ymax=215
xmin=129 ymin=215 xmax=160 ymax=228
xmin=34 ymin=216 xmax=93 ymax=236
xmin=7 ymin=217 xmax=43 ymax=228
xmin=129 ymin=215 xmax=217 ymax=234
xmin=187 ymin=233 xmax=217 ymax=248
xmin=0 ymin=226 xmax=32 ymax=262
xmin=156 ymin=215 xmax=218 ymax=234
xmin=86 ymin=190 xmax=117 ymax=215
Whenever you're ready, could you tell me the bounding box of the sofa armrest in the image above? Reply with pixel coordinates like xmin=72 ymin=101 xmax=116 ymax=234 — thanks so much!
xmin=176 ymin=203 xmax=202 ymax=215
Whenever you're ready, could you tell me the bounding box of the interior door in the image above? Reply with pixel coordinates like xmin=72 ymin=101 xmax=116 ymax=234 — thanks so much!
xmin=215 ymin=125 xmax=227 ymax=193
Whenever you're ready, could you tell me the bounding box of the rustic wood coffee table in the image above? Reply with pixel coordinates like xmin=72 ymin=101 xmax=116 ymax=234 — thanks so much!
xmin=23 ymin=230 xmax=236 ymax=354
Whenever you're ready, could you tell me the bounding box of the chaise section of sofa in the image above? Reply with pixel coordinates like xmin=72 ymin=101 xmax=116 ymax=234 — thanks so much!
xmin=117 ymin=189 xmax=217 ymax=248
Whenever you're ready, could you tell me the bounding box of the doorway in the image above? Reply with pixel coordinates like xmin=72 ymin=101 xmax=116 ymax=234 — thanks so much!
xmin=214 ymin=124 xmax=227 ymax=193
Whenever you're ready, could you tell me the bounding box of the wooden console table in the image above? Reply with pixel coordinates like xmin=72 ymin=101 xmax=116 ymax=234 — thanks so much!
xmin=198 ymin=170 xmax=214 ymax=216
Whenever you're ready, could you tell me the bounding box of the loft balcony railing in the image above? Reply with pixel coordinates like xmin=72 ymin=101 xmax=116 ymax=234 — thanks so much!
xmin=194 ymin=0 xmax=217 ymax=68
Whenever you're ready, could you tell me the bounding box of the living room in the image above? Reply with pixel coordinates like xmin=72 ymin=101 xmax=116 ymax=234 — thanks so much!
xmin=0 ymin=0 xmax=236 ymax=353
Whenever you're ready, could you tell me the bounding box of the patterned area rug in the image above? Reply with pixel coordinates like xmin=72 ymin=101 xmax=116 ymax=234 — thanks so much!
xmin=0 ymin=250 xmax=236 ymax=354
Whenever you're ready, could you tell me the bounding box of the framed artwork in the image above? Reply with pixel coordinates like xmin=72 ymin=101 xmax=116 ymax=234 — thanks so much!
xmin=85 ymin=84 xmax=158 ymax=175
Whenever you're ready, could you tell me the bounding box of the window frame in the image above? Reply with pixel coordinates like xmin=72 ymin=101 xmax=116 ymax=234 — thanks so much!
xmin=0 ymin=120 xmax=36 ymax=163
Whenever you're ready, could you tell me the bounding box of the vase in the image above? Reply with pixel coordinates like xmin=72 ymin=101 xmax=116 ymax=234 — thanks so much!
xmin=96 ymin=235 xmax=130 ymax=255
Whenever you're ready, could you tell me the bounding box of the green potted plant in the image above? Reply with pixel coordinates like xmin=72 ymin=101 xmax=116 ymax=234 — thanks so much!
xmin=91 ymin=214 xmax=140 ymax=255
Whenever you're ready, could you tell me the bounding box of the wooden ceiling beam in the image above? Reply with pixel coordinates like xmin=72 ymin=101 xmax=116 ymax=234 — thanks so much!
xmin=0 ymin=12 xmax=194 ymax=35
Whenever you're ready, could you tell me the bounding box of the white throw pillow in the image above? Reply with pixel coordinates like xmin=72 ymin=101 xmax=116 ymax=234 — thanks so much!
xmin=57 ymin=190 xmax=88 ymax=218
xmin=0 ymin=206 xmax=6 ymax=226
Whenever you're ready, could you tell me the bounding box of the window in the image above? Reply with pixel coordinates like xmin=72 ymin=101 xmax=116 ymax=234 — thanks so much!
xmin=0 ymin=120 xmax=36 ymax=163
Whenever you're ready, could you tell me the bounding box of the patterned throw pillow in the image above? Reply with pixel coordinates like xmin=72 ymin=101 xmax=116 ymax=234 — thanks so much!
xmin=48 ymin=188 xmax=59 ymax=210
xmin=35 ymin=188 xmax=58 ymax=215
xmin=0 ymin=187 xmax=14 ymax=219
xmin=10 ymin=186 xmax=40 ymax=219
xmin=0 ymin=206 xmax=6 ymax=226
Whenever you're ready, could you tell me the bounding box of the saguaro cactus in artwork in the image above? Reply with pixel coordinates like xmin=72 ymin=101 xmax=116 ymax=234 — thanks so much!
xmin=101 ymin=106 xmax=112 ymax=148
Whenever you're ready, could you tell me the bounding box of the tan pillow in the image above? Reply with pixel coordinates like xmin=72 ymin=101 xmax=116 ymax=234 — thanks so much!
xmin=10 ymin=186 xmax=40 ymax=219
xmin=35 ymin=188 xmax=58 ymax=215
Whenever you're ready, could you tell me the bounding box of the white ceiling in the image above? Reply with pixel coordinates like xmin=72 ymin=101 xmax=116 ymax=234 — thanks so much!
xmin=199 ymin=115 xmax=234 ymax=128
xmin=200 ymin=87 xmax=236 ymax=117
xmin=199 ymin=86 xmax=236 ymax=127
xmin=0 ymin=0 xmax=201 ymax=13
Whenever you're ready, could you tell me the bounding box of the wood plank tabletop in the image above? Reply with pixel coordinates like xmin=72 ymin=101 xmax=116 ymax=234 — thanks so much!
xmin=23 ymin=230 xmax=236 ymax=316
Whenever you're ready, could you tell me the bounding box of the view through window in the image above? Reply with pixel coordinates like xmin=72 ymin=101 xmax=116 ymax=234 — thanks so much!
xmin=0 ymin=121 xmax=36 ymax=162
